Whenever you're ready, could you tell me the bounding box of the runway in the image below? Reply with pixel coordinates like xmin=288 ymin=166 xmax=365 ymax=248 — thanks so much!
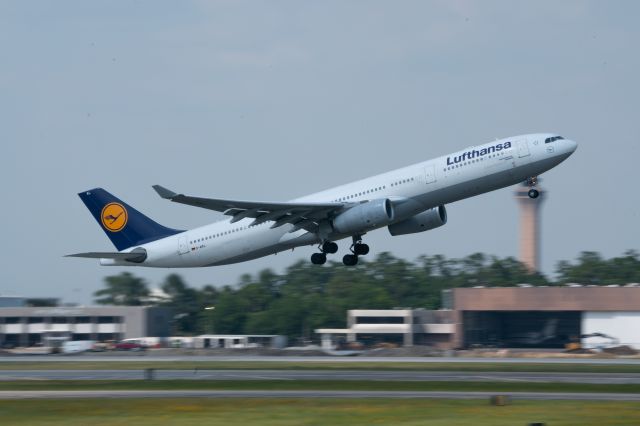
xmin=2 ymin=369 xmax=640 ymax=384
xmin=1 ymin=390 xmax=639 ymax=401
xmin=2 ymin=355 xmax=640 ymax=364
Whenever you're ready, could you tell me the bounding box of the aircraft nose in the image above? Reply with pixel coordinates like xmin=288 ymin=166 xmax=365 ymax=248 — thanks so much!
xmin=566 ymin=139 xmax=578 ymax=153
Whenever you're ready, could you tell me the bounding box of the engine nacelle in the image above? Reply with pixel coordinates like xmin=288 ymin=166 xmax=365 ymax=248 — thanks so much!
xmin=388 ymin=205 xmax=447 ymax=236
xmin=126 ymin=247 xmax=148 ymax=263
xmin=333 ymin=199 xmax=395 ymax=235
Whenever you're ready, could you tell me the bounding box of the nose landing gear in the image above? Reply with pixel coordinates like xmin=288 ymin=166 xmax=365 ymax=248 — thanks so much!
xmin=526 ymin=176 xmax=540 ymax=199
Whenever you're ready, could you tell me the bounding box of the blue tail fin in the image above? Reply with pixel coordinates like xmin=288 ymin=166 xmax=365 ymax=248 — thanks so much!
xmin=79 ymin=188 xmax=183 ymax=251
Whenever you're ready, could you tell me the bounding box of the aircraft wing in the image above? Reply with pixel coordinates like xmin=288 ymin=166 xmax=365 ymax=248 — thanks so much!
xmin=153 ymin=185 xmax=346 ymax=233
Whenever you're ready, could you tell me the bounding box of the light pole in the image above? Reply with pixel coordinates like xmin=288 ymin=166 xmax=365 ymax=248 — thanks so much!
xmin=204 ymin=306 xmax=215 ymax=334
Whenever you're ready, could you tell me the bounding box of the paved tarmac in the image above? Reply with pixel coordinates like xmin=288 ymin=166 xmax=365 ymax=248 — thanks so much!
xmin=2 ymin=355 xmax=640 ymax=364
xmin=1 ymin=369 xmax=640 ymax=383
xmin=1 ymin=390 xmax=639 ymax=401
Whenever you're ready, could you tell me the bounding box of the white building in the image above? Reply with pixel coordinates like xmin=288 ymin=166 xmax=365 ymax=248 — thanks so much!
xmin=194 ymin=334 xmax=287 ymax=349
xmin=316 ymin=286 xmax=640 ymax=350
xmin=0 ymin=306 xmax=172 ymax=348
xmin=316 ymin=309 xmax=454 ymax=350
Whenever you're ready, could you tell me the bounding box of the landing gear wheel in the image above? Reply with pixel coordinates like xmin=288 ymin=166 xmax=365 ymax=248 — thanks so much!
xmin=322 ymin=241 xmax=338 ymax=254
xmin=342 ymin=254 xmax=358 ymax=266
xmin=311 ymin=253 xmax=327 ymax=265
xmin=525 ymin=176 xmax=540 ymax=199
xmin=353 ymin=243 xmax=369 ymax=256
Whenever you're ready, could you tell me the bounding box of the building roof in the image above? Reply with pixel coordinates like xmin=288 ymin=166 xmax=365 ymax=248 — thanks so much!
xmin=450 ymin=287 xmax=640 ymax=311
xmin=0 ymin=306 xmax=167 ymax=316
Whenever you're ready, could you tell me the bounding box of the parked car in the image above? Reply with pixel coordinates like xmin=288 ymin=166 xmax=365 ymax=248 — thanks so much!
xmin=114 ymin=341 xmax=145 ymax=351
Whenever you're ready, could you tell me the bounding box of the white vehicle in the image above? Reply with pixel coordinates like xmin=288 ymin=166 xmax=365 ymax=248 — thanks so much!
xmin=62 ymin=340 xmax=96 ymax=354
xmin=68 ymin=134 xmax=576 ymax=267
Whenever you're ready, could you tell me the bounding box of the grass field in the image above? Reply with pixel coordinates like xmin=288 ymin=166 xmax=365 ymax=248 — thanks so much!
xmin=2 ymin=360 xmax=640 ymax=373
xmin=3 ymin=361 xmax=639 ymax=424
xmin=1 ymin=379 xmax=640 ymax=394
xmin=1 ymin=398 xmax=639 ymax=425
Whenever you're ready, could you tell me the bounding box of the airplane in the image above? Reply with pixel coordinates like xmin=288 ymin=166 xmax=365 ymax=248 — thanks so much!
xmin=67 ymin=133 xmax=577 ymax=267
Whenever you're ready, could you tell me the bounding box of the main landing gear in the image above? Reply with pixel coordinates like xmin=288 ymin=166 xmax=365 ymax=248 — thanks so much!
xmin=526 ymin=176 xmax=540 ymax=199
xmin=310 ymin=241 xmax=338 ymax=265
xmin=343 ymin=236 xmax=369 ymax=266
xmin=309 ymin=236 xmax=369 ymax=266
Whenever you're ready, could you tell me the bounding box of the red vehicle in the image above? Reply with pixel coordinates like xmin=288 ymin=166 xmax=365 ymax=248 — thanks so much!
xmin=114 ymin=341 xmax=145 ymax=351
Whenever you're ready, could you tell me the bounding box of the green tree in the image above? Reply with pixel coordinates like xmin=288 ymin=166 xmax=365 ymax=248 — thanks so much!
xmin=556 ymin=250 xmax=640 ymax=285
xmin=138 ymin=250 xmax=638 ymax=343
xmin=160 ymin=274 xmax=201 ymax=335
xmin=209 ymin=286 xmax=249 ymax=334
xmin=197 ymin=285 xmax=220 ymax=334
xmin=94 ymin=272 xmax=149 ymax=306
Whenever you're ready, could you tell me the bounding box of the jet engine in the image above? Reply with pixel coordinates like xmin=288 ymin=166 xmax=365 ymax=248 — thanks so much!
xmin=387 ymin=205 xmax=447 ymax=236
xmin=332 ymin=199 xmax=395 ymax=235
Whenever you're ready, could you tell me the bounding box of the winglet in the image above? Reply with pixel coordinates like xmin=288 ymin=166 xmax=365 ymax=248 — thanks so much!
xmin=153 ymin=185 xmax=178 ymax=200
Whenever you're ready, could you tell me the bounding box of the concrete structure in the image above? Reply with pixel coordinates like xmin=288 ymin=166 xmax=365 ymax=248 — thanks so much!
xmin=116 ymin=334 xmax=288 ymax=349
xmin=515 ymin=183 xmax=545 ymax=272
xmin=316 ymin=309 xmax=455 ymax=350
xmin=582 ymin=312 xmax=639 ymax=349
xmin=317 ymin=286 xmax=640 ymax=350
xmin=0 ymin=306 xmax=172 ymax=348
xmin=449 ymin=286 xmax=640 ymax=349
xmin=194 ymin=334 xmax=288 ymax=349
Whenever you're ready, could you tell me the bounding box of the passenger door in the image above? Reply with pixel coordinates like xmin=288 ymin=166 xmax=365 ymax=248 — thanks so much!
xmin=424 ymin=164 xmax=437 ymax=184
xmin=516 ymin=139 xmax=530 ymax=158
xmin=178 ymin=234 xmax=189 ymax=255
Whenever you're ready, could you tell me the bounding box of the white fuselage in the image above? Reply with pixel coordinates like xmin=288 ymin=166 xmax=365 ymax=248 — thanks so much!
xmin=103 ymin=133 xmax=577 ymax=268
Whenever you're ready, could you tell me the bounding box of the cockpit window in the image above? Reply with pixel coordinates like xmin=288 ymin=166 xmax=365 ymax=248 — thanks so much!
xmin=545 ymin=136 xmax=565 ymax=143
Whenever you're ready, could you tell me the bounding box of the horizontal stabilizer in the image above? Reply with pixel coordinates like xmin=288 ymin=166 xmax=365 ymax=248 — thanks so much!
xmin=65 ymin=249 xmax=147 ymax=263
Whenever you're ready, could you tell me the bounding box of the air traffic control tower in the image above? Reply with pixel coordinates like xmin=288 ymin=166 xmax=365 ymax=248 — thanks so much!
xmin=515 ymin=183 xmax=545 ymax=272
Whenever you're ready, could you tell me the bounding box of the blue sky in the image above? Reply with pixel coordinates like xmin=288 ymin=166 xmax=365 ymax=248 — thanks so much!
xmin=2 ymin=1 xmax=639 ymax=303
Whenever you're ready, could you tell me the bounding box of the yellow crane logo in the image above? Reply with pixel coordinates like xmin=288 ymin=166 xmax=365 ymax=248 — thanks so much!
xmin=101 ymin=203 xmax=128 ymax=232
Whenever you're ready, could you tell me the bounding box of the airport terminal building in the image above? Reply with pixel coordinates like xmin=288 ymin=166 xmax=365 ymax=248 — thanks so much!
xmin=0 ymin=305 xmax=172 ymax=348
xmin=317 ymin=286 xmax=640 ymax=350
